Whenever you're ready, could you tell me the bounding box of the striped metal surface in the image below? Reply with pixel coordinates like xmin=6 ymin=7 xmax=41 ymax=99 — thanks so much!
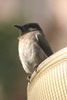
xmin=27 ymin=47 xmax=67 ymax=100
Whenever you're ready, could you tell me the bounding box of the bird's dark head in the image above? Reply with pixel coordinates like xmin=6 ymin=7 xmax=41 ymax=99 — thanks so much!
xmin=14 ymin=23 xmax=43 ymax=35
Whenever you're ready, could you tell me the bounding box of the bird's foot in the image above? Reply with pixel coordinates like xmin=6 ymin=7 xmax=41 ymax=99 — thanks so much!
xmin=27 ymin=74 xmax=31 ymax=83
xmin=33 ymin=65 xmax=38 ymax=72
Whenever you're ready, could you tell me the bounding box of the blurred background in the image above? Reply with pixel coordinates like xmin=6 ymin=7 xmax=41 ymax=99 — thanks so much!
xmin=0 ymin=0 xmax=67 ymax=100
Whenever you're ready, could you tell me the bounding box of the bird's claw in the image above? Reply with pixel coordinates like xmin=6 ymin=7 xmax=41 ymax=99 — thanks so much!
xmin=27 ymin=74 xmax=31 ymax=83
xmin=34 ymin=65 xmax=38 ymax=72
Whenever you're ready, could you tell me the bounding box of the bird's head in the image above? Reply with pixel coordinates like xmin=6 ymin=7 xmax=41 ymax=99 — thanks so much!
xmin=14 ymin=23 xmax=43 ymax=35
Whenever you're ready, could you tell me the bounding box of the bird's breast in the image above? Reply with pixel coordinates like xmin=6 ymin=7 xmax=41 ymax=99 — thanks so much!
xmin=18 ymin=38 xmax=37 ymax=61
xmin=18 ymin=36 xmax=47 ymax=73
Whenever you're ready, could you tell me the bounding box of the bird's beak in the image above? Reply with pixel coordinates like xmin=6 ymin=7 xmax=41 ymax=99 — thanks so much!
xmin=14 ymin=25 xmax=22 ymax=30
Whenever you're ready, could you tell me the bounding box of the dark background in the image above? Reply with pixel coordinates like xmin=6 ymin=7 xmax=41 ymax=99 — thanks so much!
xmin=0 ymin=0 xmax=67 ymax=100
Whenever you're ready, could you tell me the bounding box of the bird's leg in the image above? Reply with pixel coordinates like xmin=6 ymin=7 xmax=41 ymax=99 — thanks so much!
xmin=27 ymin=74 xmax=31 ymax=83
xmin=33 ymin=65 xmax=38 ymax=72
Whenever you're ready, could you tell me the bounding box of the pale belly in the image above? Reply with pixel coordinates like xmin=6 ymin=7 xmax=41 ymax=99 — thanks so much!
xmin=18 ymin=39 xmax=47 ymax=74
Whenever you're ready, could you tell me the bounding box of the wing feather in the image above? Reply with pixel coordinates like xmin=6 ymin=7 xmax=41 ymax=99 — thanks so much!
xmin=36 ymin=33 xmax=53 ymax=57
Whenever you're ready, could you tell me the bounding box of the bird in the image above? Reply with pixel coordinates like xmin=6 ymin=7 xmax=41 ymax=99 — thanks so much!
xmin=14 ymin=23 xmax=53 ymax=81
